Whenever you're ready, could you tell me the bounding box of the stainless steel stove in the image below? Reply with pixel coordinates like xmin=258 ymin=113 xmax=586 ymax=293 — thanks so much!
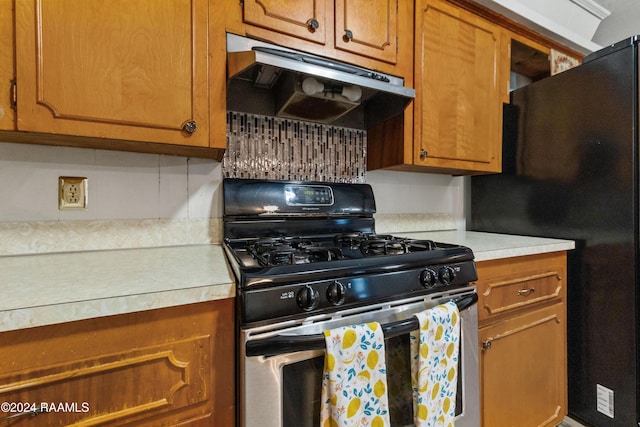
xmin=223 ymin=178 xmax=480 ymax=427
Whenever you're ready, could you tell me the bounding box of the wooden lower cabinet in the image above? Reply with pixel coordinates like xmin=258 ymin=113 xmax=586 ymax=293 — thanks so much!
xmin=0 ymin=299 xmax=235 ymax=426
xmin=476 ymin=252 xmax=567 ymax=427
xmin=479 ymin=303 xmax=566 ymax=426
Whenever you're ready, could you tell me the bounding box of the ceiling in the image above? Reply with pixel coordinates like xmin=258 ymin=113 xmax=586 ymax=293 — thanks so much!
xmin=590 ymin=0 xmax=640 ymax=45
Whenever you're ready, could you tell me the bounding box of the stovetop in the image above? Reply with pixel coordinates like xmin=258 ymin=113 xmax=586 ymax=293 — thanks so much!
xmin=224 ymin=232 xmax=474 ymax=285
xmin=223 ymin=178 xmax=478 ymax=325
xmin=229 ymin=233 xmax=452 ymax=268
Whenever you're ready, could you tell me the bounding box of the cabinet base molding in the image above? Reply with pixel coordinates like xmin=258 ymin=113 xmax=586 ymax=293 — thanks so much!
xmin=0 ymin=130 xmax=225 ymax=161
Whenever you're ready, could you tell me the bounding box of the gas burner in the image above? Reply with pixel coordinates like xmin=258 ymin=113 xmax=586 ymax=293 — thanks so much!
xmin=248 ymin=238 xmax=343 ymax=266
xmin=406 ymin=239 xmax=438 ymax=251
xmin=267 ymin=247 xmax=343 ymax=265
xmin=333 ymin=232 xmax=396 ymax=248
xmin=360 ymin=237 xmax=410 ymax=256
xmin=334 ymin=232 xmax=368 ymax=248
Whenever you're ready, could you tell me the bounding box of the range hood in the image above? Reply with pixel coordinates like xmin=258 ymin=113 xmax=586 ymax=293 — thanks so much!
xmin=226 ymin=33 xmax=415 ymax=129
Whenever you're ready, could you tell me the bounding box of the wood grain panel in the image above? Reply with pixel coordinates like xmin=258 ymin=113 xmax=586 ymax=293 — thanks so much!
xmin=243 ymin=0 xmax=327 ymax=45
xmin=1 ymin=337 xmax=208 ymax=426
xmin=477 ymin=252 xmax=568 ymax=426
xmin=476 ymin=251 xmax=567 ymax=323
xmin=14 ymin=0 xmax=210 ymax=147
xmin=334 ymin=0 xmax=397 ymax=63
xmin=241 ymin=0 xmax=413 ymax=81
xmin=479 ymin=304 xmax=566 ymax=426
xmin=481 ymin=271 xmax=563 ymax=317
xmin=0 ymin=300 xmax=235 ymax=426
xmin=417 ymin=0 xmax=501 ymax=168
xmin=0 ymin=0 xmax=14 ymax=130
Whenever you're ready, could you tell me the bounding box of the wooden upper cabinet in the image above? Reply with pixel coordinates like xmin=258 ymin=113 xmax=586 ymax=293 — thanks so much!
xmin=243 ymin=0 xmax=327 ymax=45
xmin=14 ymin=0 xmax=211 ymax=148
xmin=242 ymin=0 xmax=403 ymax=68
xmin=0 ymin=0 xmax=14 ymax=130
xmin=415 ymin=0 xmax=504 ymax=173
xmin=334 ymin=0 xmax=397 ymax=63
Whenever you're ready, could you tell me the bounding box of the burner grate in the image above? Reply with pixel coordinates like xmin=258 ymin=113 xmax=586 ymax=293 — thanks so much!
xmin=248 ymin=238 xmax=344 ymax=266
xmin=360 ymin=238 xmax=410 ymax=256
xmin=244 ymin=234 xmax=442 ymax=266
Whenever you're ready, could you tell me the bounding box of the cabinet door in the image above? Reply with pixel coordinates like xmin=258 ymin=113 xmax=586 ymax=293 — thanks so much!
xmin=0 ymin=300 xmax=235 ymax=426
xmin=415 ymin=0 xmax=502 ymax=173
xmin=334 ymin=0 xmax=397 ymax=64
xmin=0 ymin=0 xmax=14 ymax=130
xmin=243 ymin=0 xmax=327 ymax=45
xmin=479 ymin=304 xmax=567 ymax=427
xmin=14 ymin=0 xmax=210 ymax=147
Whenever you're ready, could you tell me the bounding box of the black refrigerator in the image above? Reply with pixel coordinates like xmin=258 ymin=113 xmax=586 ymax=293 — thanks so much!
xmin=470 ymin=36 xmax=640 ymax=426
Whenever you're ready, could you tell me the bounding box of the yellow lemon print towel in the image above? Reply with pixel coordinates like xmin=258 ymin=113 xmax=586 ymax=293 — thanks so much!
xmin=320 ymin=322 xmax=391 ymax=427
xmin=410 ymin=301 xmax=460 ymax=427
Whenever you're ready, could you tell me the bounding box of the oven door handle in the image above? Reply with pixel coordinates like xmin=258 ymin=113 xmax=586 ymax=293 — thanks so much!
xmin=245 ymin=293 xmax=478 ymax=357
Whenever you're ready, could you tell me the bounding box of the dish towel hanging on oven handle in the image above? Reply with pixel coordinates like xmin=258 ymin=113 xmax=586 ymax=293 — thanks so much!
xmin=320 ymin=322 xmax=391 ymax=427
xmin=411 ymin=301 xmax=460 ymax=427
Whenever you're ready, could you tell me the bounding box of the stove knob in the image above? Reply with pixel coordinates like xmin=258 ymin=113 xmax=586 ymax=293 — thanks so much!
xmin=297 ymin=285 xmax=319 ymax=311
xmin=420 ymin=268 xmax=438 ymax=289
xmin=327 ymin=281 xmax=346 ymax=305
xmin=438 ymin=266 xmax=456 ymax=286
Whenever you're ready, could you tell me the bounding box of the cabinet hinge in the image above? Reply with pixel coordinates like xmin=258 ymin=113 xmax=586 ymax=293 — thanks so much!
xmin=10 ymin=78 xmax=16 ymax=111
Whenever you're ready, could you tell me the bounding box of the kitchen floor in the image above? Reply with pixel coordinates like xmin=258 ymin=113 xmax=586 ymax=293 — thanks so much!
xmin=559 ymin=416 xmax=588 ymax=426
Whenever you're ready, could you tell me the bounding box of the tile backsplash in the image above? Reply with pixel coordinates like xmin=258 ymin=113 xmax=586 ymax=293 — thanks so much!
xmin=223 ymin=111 xmax=366 ymax=183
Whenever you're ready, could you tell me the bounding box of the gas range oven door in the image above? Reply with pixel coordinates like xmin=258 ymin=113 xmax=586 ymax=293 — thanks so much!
xmin=239 ymin=287 xmax=479 ymax=427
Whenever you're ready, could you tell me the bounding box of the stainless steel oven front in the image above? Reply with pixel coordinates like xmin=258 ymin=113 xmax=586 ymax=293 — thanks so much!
xmin=239 ymin=286 xmax=480 ymax=427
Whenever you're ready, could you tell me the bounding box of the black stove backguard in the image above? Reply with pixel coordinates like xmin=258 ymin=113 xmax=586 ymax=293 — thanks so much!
xmin=223 ymin=178 xmax=377 ymax=239
xmin=223 ymin=179 xmax=376 ymax=217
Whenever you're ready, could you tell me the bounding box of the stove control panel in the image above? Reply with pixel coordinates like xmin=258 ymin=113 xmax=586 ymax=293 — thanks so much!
xmin=421 ymin=265 xmax=459 ymax=289
xmin=284 ymin=184 xmax=334 ymax=206
xmin=241 ymin=260 xmax=477 ymax=326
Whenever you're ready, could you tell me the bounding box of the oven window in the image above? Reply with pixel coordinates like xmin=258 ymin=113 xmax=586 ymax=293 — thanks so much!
xmin=282 ymin=335 xmax=462 ymax=426
xmin=282 ymin=357 xmax=324 ymax=427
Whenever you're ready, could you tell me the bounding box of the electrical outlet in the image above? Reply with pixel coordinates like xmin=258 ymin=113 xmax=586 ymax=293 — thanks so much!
xmin=58 ymin=177 xmax=88 ymax=210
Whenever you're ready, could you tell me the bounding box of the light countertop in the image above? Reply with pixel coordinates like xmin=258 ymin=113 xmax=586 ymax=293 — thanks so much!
xmin=395 ymin=230 xmax=575 ymax=261
xmin=0 ymin=245 xmax=235 ymax=333
xmin=0 ymin=231 xmax=574 ymax=333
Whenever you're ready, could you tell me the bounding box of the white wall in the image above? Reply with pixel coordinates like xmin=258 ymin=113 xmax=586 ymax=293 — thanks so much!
xmin=366 ymin=169 xmax=465 ymax=228
xmin=0 ymin=142 xmax=222 ymax=222
xmin=0 ymin=142 xmax=464 ymax=225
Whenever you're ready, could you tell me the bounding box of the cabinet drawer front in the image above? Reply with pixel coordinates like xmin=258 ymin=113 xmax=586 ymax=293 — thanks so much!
xmin=476 ymin=252 xmax=566 ymax=322
xmin=482 ymin=270 xmax=562 ymax=316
